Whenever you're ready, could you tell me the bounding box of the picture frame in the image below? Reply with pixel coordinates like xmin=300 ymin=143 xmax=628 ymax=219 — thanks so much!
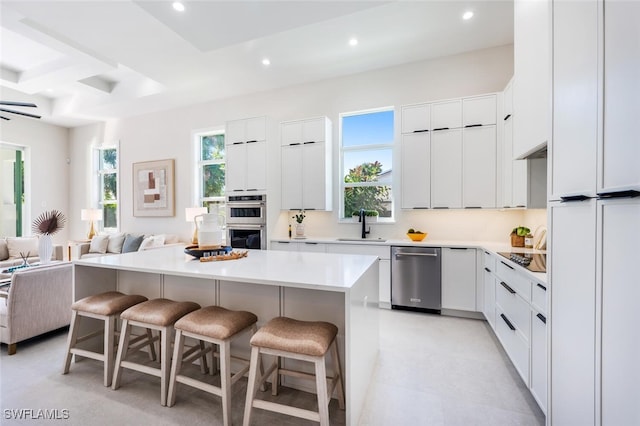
xmin=132 ymin=159 xmax=175 ymax=217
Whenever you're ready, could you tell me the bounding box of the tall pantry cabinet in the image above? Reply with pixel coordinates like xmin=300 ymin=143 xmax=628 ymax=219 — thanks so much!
xmin=549 ymin=1 xmax=640 ymax=425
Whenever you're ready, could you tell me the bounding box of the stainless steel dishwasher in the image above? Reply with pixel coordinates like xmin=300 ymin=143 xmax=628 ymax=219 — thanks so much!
xmin=391 ymin=246 xmax=442 ymax=313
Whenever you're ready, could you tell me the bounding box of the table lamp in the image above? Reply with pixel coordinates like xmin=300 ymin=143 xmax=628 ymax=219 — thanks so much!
xmin=81 ymin=208 xmax=103 ymax=239
xmin=185 ymin=207 xmax=208 ymax=244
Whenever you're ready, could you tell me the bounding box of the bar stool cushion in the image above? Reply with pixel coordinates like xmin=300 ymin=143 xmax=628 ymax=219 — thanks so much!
xmin=71 ymin=291 xmax=148 ymax=316
xmin=250 ymin=317 xmax=338 ymax=357
xmin=175 ymin=306 xmax=258 ymax=340
xmin=121 ymin=298 xmax=200 ymax=326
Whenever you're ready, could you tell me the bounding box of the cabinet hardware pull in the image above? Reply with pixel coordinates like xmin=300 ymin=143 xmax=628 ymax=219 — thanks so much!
xmin=484 ymin=267 xmax=491 ymax=272
xmin=246 ymin=140 xmax=258 ymax=143
xmin=560 ymin=195 xmax=590 ymax=202
xmin=279 ymin=241 xmax=290 ymax=244
xmin=303 ymin=141 xmax=315 ymax=144
xmin=536 ymin=283 xmax=547 ymax=291
xmin=246 ymin=189 xmax=258 ymax=191
xmin=305 ymin=208 xmax=316 ymax=210
xmin=503 ymin=205 xmax=512 ymax=208
xmin=515 ymin=205 xmax=526 ymax=208
xmin=500 ymin=313 xmax=516 ymax=331
xmin=464 ymin=206 xmax=482 ymax=209
xmin=450 ymin=247 xmax=468 ymax=250
xmin=597 ymin=190 xmax=640 ymax=199
xmin=503 ymin=114 xmax=511 ymax=121
xmin=305 ymin=242 xmax=318 ymax=245
xmin=233 ymin=141 xmax=244 ymax=145
xmin=500 ymin=281 xmax=516 ymax=294
xmin=412 ymin=207 xmax=430 ymax=209
xmin=289 ymin=142 xmax=301 ymax=146
xmin=500 ymin=261 xmax=514 ymax=270
xmin=432 ymin=127 xmax=449 ymax=131
xmin=412 ymin=129 xmax=429 ymax=133
xmin=432 ymin=206 xmax=449 ymax=209
xmin=536 ymin=313 xmax=546 ymax=324
xmin=465 ymin=124 xmax=483 ymax=128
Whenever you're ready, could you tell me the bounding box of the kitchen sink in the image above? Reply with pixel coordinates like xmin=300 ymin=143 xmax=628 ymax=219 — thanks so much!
xmin=335 ymin=238 xmax=387 ymax=242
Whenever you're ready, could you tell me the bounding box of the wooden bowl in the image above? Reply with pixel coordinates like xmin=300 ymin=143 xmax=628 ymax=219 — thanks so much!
xmin=407 ymin=232 xmax=427 ymax=242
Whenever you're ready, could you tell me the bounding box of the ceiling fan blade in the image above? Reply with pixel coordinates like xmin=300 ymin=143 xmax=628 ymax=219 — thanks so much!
xmin=0 ymin=101 xmax=37 ymax=108
xmin=0 ymin=108 xmax=41 ymax=119
xmin=1 ymin=116 xmax=10 ymax=120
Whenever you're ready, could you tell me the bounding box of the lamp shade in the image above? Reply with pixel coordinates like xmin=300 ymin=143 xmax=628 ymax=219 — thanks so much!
xmin=81 ymin=209 xmax=103 ymax=221
xmin=185 ymin=207 xmax=208 ymax=222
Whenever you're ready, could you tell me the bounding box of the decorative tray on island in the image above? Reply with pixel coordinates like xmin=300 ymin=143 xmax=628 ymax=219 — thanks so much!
xmin=184 ymin=245 xmax=231 ymax=259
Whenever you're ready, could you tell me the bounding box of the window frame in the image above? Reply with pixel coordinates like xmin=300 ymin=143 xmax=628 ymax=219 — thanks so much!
xmin=96 ymin=145 xmax=119 ymax=232
xmin=339 ymin=106 xmax=396 ymax=223
xmin=193 ymin=127 xmax=226 ymax=212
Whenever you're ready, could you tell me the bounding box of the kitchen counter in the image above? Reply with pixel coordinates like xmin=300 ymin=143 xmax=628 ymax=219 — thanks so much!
xmin=73 ymin=245 xmax=379 ymax=425
xmin=271 ymin=237 xmax=547 ymax=285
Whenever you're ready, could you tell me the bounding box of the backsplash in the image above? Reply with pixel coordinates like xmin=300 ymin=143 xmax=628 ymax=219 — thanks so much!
xmin=274 ymin=208 xmax=547 ymax=244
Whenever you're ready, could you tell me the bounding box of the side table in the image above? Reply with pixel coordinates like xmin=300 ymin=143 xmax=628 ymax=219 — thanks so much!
xmin=67 ymin=240 xmax=90 ymax=261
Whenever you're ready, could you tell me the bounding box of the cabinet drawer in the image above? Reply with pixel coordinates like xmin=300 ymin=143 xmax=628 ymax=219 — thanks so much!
xmin=298 ymin=242 xmax=326 ymax=253
xmin=271 ymin=241 xmax=298 ymax=251
xmin=532 ymin=281 xmax=547 ymax=315
xmin=496 ymin=260 xmax=531 ymax=302
xmin=496 ymin=305 xmax=530 ymax=385
xmin=483 ymin=251 xmax=496 ymax=272
xmin=496 ymin=279 xmax=531 ymax=342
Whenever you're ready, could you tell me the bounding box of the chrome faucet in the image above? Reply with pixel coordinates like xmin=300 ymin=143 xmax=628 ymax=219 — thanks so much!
xmin=359 ymin=208 xmax=371 ymax=239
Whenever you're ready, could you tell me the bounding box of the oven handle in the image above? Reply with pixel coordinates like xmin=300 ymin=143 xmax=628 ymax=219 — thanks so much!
xmin=227 ymin=202 xmax=266 ymax=207
xmin=226 ymin=224 xmax=265 ymax=230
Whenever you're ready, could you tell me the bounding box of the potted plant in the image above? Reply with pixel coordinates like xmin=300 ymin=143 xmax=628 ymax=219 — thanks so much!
xmin=32 ymin=209 xmax=66 ymax=264
xmin=292 ymin=210 xmax=306 ymax=237
xmin=510 ymin=226 xmax=530 ymax=248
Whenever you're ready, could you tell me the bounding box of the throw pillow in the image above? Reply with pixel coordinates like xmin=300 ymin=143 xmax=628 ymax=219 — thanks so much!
xmin=162 ymin=234 xmax=179 ymax=245
xmin=88 ymin=235 xmax=109 ymax=254
xmin=6 ymin=237 xmax=39 ymax=259
xmin=107 ymin=233 xmax=126 ymax=254
xmin=0 ymin=239 xmax=8 ymax=261
xmin=138 ymin=235 xmax=165 ymax=251
xmin=122 ymin=234 xmax=144 ymax=253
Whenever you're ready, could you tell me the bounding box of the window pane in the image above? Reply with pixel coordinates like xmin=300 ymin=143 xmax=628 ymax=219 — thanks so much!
xmin=202 ymin=164 xmax=225 ymax=197
xmin=202 ymin=134 xmax=225 ymax=161
xmin=103 ymin=204 xmax=117 ymax=228
xmin=342 ymin=110 xmax=394 ymax=148
xmin=100 ymin=149 xmax=117 ymax=170
xmin=344 ymin=186 xmax=392 ymax=218
xmin=343 ymin=150 xmax=392 ymax=183
xmin=102 ymin=173 xmax=117 ymax=200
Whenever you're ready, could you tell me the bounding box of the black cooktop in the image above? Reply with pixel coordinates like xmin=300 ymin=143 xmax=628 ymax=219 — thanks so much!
xmin=497 ymin=252 xmax=546 ymax=273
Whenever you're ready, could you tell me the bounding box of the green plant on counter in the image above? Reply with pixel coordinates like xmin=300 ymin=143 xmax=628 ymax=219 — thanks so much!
xmin=352 ymin=209 xmax=379 ymax=217
xmin=292 ymin=210 xmax=305 ymax=224
xmin=511 ymin=226 xmax=531 ymax=236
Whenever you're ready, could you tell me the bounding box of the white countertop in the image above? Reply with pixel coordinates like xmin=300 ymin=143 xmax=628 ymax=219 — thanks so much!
xmin=74 ymin=245 xmax=378 ymax=292
xmin=271 ymin=237 xmax=547 ymax=284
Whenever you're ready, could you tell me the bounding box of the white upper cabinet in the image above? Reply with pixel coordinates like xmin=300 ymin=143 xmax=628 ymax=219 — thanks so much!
xmin=226 ymin=116 xmax=266 ymax=145
xmin=280 ymin=117 xmax=332 ymax=211
xmin=601 ymin=1 xmax=640 ymax=193
xmin=463 ymin=126 xmax=497 ymax=208
xmin=551 ymin=0 xmax=598 ymax=199
xmin=514 ymin=0 xmax=551 ymax=159
xmin=401 ymin=103 xmax=431 ymax=133
xmin=463 ymin=95 xmax=497 ymax=127
xmin=431 ymin=129 xmax=462 ymax=208
xmin=225 ymin=116 xmax=268 ymax=193
xmin=431 ymin=100 xmax=462 ymax=130
xmin=401 ymin=132 xmax=430 ymax=209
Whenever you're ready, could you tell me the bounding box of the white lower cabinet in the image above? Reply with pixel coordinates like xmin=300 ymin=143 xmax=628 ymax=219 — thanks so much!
xmin=270 ymin=241 xmax=326 ymax=253
xmin=441 ymin=248 xmax=477 ymax=311
xmin=495 ymin=304 xmax=530 ymax=383
xmin=483 ymin=251 xmax=497 ymax=329
xmin=531 ymin=307 xmax=547 ymax=415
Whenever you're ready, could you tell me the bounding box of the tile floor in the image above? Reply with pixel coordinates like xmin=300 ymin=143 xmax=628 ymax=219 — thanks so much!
xmin=0 ymin=308 xmax=544 ymax=425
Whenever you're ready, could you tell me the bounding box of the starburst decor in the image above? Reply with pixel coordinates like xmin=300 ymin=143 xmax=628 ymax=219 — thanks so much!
xmin=32 ymin=209 xmax=66 ymax=235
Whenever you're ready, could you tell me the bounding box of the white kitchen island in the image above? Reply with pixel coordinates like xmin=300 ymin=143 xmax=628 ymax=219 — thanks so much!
xmin=72 ymin=245 xmax=380 ymax=425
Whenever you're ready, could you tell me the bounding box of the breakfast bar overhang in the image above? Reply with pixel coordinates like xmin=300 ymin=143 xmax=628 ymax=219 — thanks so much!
xmin=72 ymin=246 xmax=380 ymax=425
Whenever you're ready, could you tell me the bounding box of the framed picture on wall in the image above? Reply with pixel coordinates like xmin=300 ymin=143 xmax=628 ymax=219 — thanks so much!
xmin=132 ymin=159 xmax=175 ymax=217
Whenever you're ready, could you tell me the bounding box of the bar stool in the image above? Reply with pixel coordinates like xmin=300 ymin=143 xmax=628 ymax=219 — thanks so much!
xmin=62 ymin=291 xmax=149 ymax=386
xmin=167 ymin=306 xmax=258 ymax=426
xmin=111 ymin=298 xmax=200 ymax=406
xmin=243 ymin=317 xmax=345 ymax=426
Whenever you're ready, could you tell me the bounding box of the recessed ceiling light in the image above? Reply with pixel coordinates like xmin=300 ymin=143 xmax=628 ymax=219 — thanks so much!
xmin=463 ymin=11 xmax=474 ymax=20
xmin=262 ymin=58 xmax=271 ymax=66
xmin=349 ymin=38 xmax=358 ymax=47
xmin=172 ymin=2 xmax=185 ymax=12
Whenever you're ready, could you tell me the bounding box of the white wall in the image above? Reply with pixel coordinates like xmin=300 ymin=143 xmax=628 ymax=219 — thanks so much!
xmin=68 ymin=45 xmax=536 ymax=245
xmin=0 ymin=117 xmax=70 ymax=244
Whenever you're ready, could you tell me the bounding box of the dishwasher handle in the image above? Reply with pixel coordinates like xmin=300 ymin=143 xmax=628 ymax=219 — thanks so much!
xmin=394 ymin=251 xmax=438 ymax=258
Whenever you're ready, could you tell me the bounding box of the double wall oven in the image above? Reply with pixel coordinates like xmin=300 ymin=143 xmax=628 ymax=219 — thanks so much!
xmin=226 ymin=194 xmax=266 ymax=250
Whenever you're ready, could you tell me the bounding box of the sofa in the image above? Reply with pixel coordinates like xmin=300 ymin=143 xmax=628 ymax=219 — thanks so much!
xmin=0 ymin=236 xmax=64 ymax=269
xmin=0 ymin=262 xmax=72 ymax=355
xmin=77 ymin=233 xmax=181 ymax=259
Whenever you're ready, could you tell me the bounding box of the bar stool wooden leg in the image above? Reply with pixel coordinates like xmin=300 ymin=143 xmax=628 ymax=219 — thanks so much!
xmin=160 ymin=326 xmax=172 ymax=406
xmin=331 ymin=341 xmax=345 ymax=410
xmin=220 ymin=340 xmax=231 ymax=426
xmin=243 ymin=347 xmax=261 ymax=426
xmin=314 ymin=357 xmax=329 ymax=426
xmin=104 ymin=315 xmax=116 ymax=387
xmin=167 ymin=329 xmax=186 ymax=407
xmin=63 ymin=310 xmax=81 ymax=375
xmin=112 ymin=319 xmax=132 ymax=390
